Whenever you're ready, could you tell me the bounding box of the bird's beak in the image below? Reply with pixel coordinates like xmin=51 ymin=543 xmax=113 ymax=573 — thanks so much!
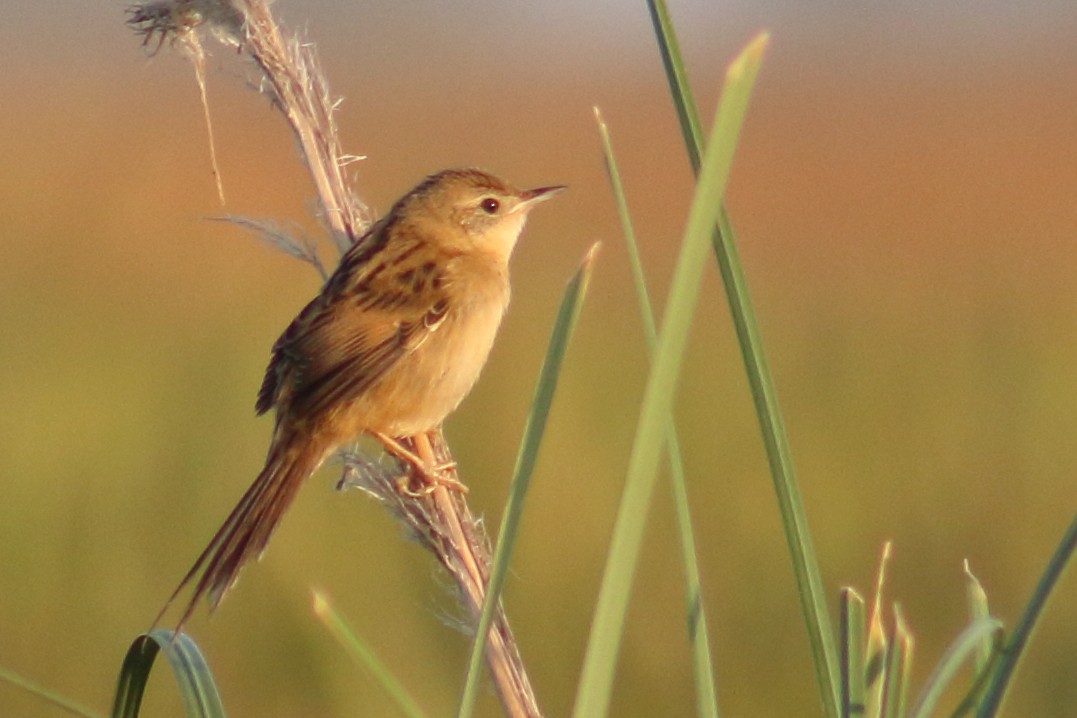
xmin=518 ymin=184 xmax=566 ymax=210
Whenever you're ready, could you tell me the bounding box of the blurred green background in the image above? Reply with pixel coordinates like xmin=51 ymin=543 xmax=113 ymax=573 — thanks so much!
xmin=2 ymin=1 xmax=1075 ymax=716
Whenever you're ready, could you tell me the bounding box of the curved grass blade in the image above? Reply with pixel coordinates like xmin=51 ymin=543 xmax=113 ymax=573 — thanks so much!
xmin=976 ymin=511 xmax=1077 ymax=718
xmin=645 ymin=3 xmax=841 ymax=714
xmin=595 ymin=106 xmax=719 ymax=718
xmin=908 ymin=617 xmax=1003 ymax=718
xmin=110 ymin=630 xmax=225 ymax=718
xmin=572 ymin=35 xmax=767 ymax=718
xmin=0 ymin=665 xmax=102 ymax=718
xmin=312 ymin=591 xmax=427 ymax=718
xmin=456 ymin=243 xmax=600 ymax=718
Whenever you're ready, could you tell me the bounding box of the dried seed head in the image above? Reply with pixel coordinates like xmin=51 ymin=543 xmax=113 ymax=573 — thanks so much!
xmin=127 ymin=0 xmax=243 ymax=54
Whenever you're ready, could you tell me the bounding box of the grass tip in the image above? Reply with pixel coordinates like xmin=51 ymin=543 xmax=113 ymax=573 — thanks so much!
xmin=311 ymin=589 xmax=331 ymax=618
xmin=582 ymin=241 xmax=602 ymax=269
xmin=727 ymin=30 xmax=771 ymax=78
xmin=892 ymin=603 xmax=909 ymax=632
xmin=747 ymin=30 xmax=772 ymax=56
xmin=873 ymin=542 xmax=893 ymax=605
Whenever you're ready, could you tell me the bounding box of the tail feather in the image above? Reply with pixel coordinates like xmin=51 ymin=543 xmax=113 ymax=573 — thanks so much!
xmin=155 ymin=441 xmax=325 ymax=633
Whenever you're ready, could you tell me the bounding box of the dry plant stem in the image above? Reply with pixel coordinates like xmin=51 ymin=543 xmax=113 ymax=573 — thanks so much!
xmin=411 ymin=433 xmax=541 ymax=718
xmin=342 ymin=433 xmax=540 ymax=717
xmin=128 ymin=0 xmax=371 ymax=250
xmin=234 ymin=0 xmax=370 ymax=251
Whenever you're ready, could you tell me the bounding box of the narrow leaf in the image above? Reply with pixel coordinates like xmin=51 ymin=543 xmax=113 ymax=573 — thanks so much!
xmin=457 ymin=243 xmax=600 ymax=718
xmin=646 ymin=4 xmax=841 ymax=713
xmin=879 ymin=606 xmax=913 ymax=718
xmin=841 ymin=588 xmax=867 ymax=718
xmin=0 ymin=665 xmax=102 ymax=718
xmin=909 ymin=617 xmax=1003 ymax=718
xmin=595 ymin=106 xmax=720 ymax=718
xmin=977 ymin=511 xmax=1077 ymax=718
xmin=110 ymin=630 xmax=225 ymax=718
xmin=644 ymin=0 xmax=705 ymax=171
xmin=572 ymin=35 xmax=767 ymax=718
xmin=312 ymin=592 xmax=427 ymax=718
xmin=963 ymin=560 xmax=992 ymax=678
xmin=865 ymin=543 xmax=894 ymax=716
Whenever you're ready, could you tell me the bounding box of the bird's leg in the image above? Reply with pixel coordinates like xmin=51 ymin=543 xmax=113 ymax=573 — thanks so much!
xmin=374 ymin=431 xmax=466 ymax=495
xmin=413 ymin=431 xmax=467 ymax=492
xmin=373 ymin=433 xmax=455 ymax=473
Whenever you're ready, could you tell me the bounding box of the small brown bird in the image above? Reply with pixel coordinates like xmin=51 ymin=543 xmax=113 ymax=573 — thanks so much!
xmin=161 ymin=168 xmax=564 ymax=631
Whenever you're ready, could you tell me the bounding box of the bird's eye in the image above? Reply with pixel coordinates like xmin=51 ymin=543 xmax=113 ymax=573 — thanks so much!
xmin=480 ymin=197 xmax=500 ymax=214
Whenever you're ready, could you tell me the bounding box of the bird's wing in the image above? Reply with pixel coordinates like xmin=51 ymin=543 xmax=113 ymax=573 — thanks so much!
xmin=256 ymin=235 xmax=450 ymax=420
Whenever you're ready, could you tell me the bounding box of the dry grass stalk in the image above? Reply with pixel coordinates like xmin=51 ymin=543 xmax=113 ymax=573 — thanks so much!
xmin=126 ymin=2 xmax=543 ymax=716
xmin=341 ymin=432 xmax=541 ymax=718
xmin=129 ymin=0 xmax=371 ymax=253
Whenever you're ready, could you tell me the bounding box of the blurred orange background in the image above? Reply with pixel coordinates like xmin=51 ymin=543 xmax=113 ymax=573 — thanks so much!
xmin=1 ymin=1 xmax=1075 ymax=716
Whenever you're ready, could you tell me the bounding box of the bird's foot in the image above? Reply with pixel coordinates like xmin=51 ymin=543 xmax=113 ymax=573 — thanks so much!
xmin=375 ymin=432 xmax=468 ymax=496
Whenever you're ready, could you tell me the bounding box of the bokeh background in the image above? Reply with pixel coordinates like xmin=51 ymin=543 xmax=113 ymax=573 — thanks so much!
xmin=2 ymin=1 xmax=1075 ymax=715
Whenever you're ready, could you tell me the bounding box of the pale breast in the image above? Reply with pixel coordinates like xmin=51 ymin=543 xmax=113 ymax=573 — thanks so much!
xmin=346 ymin=265 xmax=510 ymax=436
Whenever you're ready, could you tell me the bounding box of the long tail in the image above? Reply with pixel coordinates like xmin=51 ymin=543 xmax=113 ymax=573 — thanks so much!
xmin=155 ymin=438 xmax=326 ymax=633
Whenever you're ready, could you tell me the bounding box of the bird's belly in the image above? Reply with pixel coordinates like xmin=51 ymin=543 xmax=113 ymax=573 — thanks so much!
xmin=346 ymin=298 xmax=507 ymax=437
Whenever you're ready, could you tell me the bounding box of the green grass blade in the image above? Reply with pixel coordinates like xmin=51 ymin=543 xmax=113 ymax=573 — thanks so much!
xmin=908 ymin=617 xmax=1003 ymax=718
xmin=644 ymin=0 xmax=705 ymax=172
xmin=0 ymin=665 xmax=103 ymax=718
xmin=840 ymin=589 xmax=866 ymax=718
xmin=962 ymin=561 xmax=992 ymax=680
xmin=572 ymin=35 xmax=767 ymax=718
xmin=594 ymin=106 xmax=720 ymax=718
xmin=456 ymin=243 xmax=600 ymax=718
xmin=312 ymin=592 xmax=428 ymax=718
xmin=879 ymin=606 xmax=913 ymax=718
xmin=865 ymin=543 xmax=894 ymax=717
xmin=644 ymin=4 xmax=841 ymax=714
xmin=110 ymin=630 xmax=225 ymax=718
xmin=715 ymin=179 xmax=842 ymax=718
xmin=950 ymin=648 xmax=1002 ymax=718
xmin=976 ymin=511 xmax=1077 ymax=718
